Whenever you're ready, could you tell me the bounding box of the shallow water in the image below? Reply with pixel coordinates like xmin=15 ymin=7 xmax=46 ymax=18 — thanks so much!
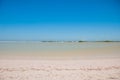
xmin=0 ymin=41 xmax=120 ymax=59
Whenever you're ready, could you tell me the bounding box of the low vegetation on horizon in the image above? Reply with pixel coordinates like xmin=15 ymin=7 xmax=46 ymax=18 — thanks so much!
xmin=0 ymin=40 xmax=120 ymax=42
xmin=95 ymin=40 xmax=120 ymax=42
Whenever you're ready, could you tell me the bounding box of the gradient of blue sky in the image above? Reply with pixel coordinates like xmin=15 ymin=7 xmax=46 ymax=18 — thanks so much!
xmin=0 ymin=0 xmax=120 ymax=41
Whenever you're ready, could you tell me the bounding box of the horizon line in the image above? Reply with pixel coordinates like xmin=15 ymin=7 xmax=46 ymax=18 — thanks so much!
xmin=0 ymin=40 xmax=120 ymax=42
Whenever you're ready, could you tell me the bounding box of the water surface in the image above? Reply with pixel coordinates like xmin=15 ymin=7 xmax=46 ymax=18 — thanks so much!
xmin=0 ymin=41 xmax=120 ymax=59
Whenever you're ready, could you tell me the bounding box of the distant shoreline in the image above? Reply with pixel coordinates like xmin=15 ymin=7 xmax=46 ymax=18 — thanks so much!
xmin=0 ymin=40 xmax=120 ymax=43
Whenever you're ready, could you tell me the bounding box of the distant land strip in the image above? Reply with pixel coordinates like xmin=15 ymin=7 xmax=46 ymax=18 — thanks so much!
xmin=0 ymin=40 xmax=120 ymax=42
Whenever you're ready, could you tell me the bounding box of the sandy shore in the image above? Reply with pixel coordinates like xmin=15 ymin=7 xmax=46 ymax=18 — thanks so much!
xmin=0 ymin=59 xmax=120 ymax=80
xmin=0 ymin=42 xmax=120 ymax=80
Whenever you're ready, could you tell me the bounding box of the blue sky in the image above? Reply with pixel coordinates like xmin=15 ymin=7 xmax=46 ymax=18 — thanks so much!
xmin=0 ymin=0 xmax=120 ymax=41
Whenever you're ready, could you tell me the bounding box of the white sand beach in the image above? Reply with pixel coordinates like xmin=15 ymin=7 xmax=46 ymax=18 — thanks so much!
xmin=0 ymin=59 xmax=120 ymax=80
xmin=0 ymin=42 xmax=120 ymax=80
xmin=0 ymin=0 xmax=120 ymax=79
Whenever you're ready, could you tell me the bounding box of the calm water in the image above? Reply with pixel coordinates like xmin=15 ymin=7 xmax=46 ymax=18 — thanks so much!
xmin=0 ymin=41 xmax=120 ymax=59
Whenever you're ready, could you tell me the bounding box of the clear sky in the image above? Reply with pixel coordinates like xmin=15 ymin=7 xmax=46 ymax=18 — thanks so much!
xmin=0 ymin=0 xmax=120 ymax=41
